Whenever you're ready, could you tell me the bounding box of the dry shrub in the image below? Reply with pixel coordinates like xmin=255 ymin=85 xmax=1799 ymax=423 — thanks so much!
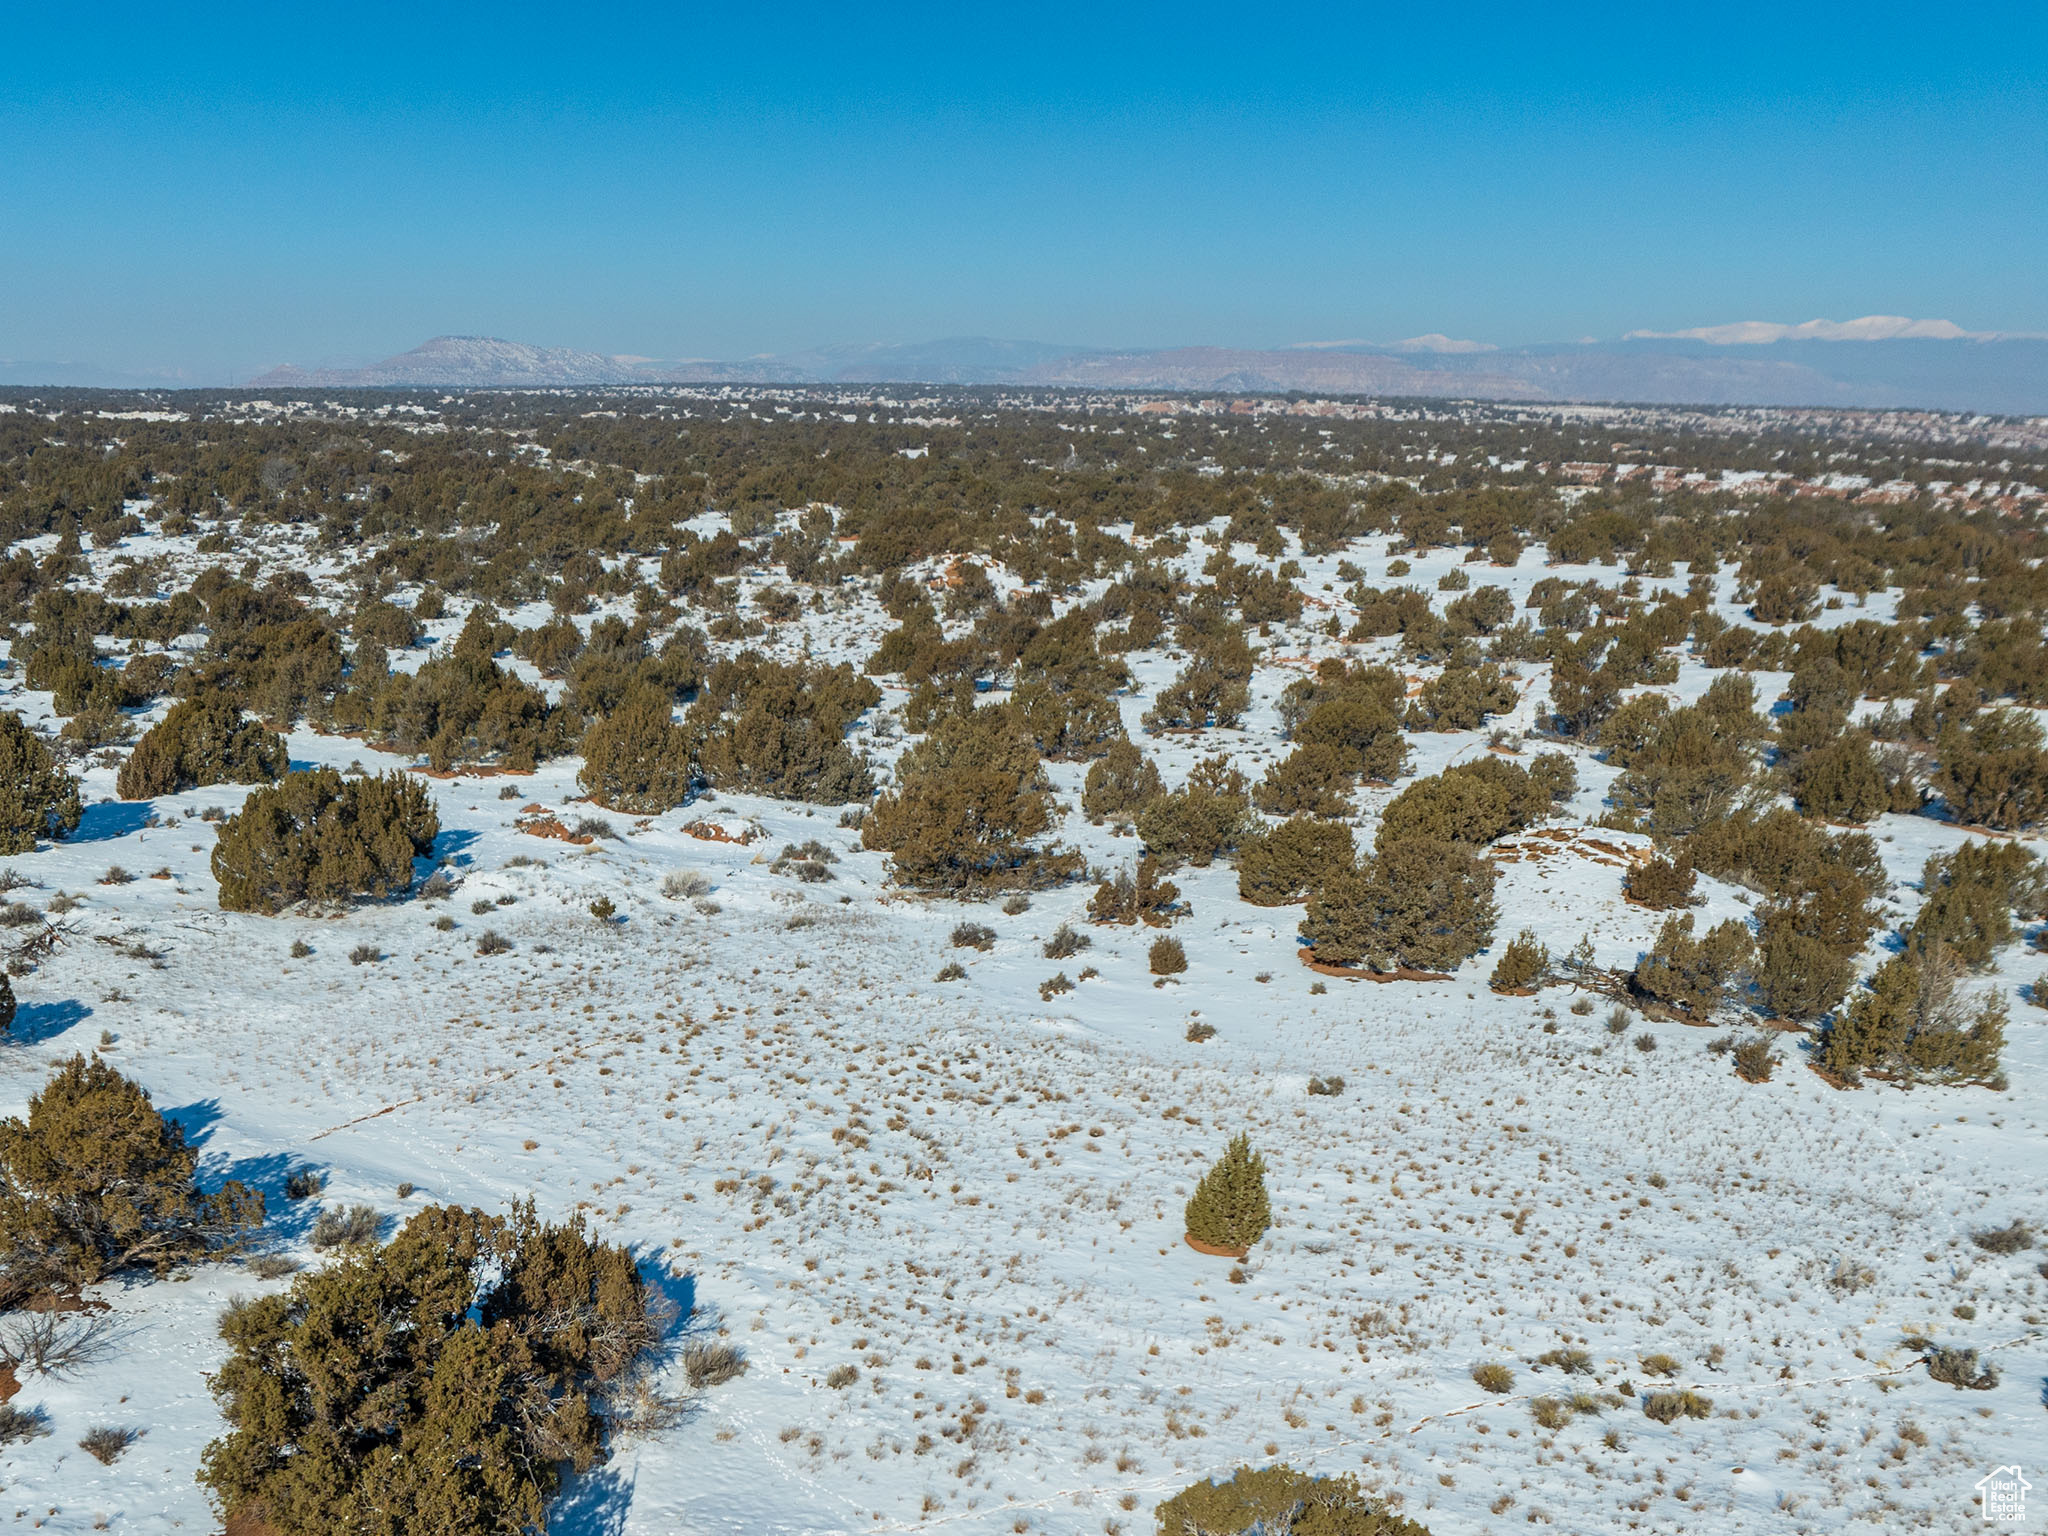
xmin=1641 ymin=1389 xmax=1712 ymax=1423
xmin=1529 ymin=1396 xmax=1572 ymax=1431
xmin=1971 ymin=1220 xmax=2035 ymax=1254
xmin=1470 ymin=1362 xmax=1514 ymax=1394
xmin=78 ymin=1425 xmax=138 ymax=1464
xmin=1923 ymin=1346 xmax=1999 ymax=1390
xmin=683 ymin=1338 xmax=748 ymax=1389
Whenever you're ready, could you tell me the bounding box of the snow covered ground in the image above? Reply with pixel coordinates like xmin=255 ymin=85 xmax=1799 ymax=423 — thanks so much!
xmin=0 ymin=529 xmax=2042 ymax=1536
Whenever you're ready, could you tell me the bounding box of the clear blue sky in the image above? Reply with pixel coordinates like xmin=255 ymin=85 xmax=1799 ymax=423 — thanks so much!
xmin=3 ymin=1 xmax=2042 ymax=381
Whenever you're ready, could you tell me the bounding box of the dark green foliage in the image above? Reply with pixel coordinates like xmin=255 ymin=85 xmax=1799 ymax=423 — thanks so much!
xmin=685 ymin=653 xmax=877 ymax=803
xmin=1405 ymin=661 xmax=1518 ymax=731
xmin=0 ymin=1054 xmax=263 ymax=1306
xmin=1819 ymin=948 xmax=2009 ymax=1084
xmin=577 ymin=685 xmax=693 ymax=813
xmin=1136 ymin=755 xmax=1260 ymax=868
xmin=1183 ymin=1134 xmax=1270 ymax=1252
xmin=1252 ymin=743 xmax=1354 ymax=817
xmin=1013 ymin=683 xmax=1125 ymax=762
xmin=1142 ymin=611 xmax=1255 ymax=732
xmin=1752 ymin=931 xmax=1853 ymax=1022
xmin=212 ymin=769 xmax=439 ymax=913
xmin=1489 ymin=929 xmax=1549 ymax=991
xmin=1932 ymin=709 xmax=2048 ymax=830
xmin=1909 ymin=840 xmax=2046 ymax=966
xmin=116 ymin=693 xmax=287 ymax=800
xmin=1082 ymin=738 xmax=1165 ymax=822
xmin=1605 ymin=687 xmax=1763 ymax=839
xmin=0 ymin=972 xmax=14 ymax=1035
xmin=1292 ymin=695 xmax=1408 ymax=782
xmin=0 ymin=712 xmax=81 ymax=853
xmin=1687 ymin=806 xmax=1886 ymax=905
xmin=1375 ymin=754 xmax=1569 ymax=850
xmin=861 ymin=707 xmax=1078 ymax=890
xmin=1303 ymin=838 xmax=1498 ymax=972
xmin=199 ymin=1203 xmax=661 ymax=1536
xmin=1155 ymin=1463 xmax=1431 ymax=1536
xmin=355 ymin=652 xmax=572 ymax=772
xmin=1236 ymin=816 xmax=1356 ymax=906
xmin=1626 ymin=852 xmax=1696 ymax=908
xmin=1088 ymin=856 xmax=1182 ymax=927
xmin=1790 ymin=731 xmax=1892 ymax=823
xmin=1631 ymin=914 xmax=1753 ymax=1016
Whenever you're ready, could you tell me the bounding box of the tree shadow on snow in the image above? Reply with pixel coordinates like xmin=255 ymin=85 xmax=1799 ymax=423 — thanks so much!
xmin=429 ymin=828 xmax=480 ymax=866
xmin=5 ymin=997 xmax=92 ymax=1047
xmin=550 ymin=1464 xmax=634 ymax=1536
xmin=70 ymin=800 xmax=153 ymax=843
xmin=161 ymin=1096 xmax=223 ymax=1147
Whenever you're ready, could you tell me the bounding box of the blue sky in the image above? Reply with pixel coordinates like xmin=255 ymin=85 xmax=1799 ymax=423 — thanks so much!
xmin=3 ymin=1 xmax=2043 ymax=380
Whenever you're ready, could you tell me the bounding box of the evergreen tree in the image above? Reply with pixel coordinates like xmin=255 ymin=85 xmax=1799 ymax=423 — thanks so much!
xmin=0 ymin=1055 xmax=262 ymax=1304
xmin=1236 ymin=816 xmax=1355 ymax=907
xmin=1081 ymin=737 xmax=1163 ymax=822
xmin=1184 ymin=1134 xmax=1270 ymax=1253
xmin=212 ymin=769 xmax=439 ymax=913
xmin=577 ymin=684 xmax=693 ymax=813
xmin=862 ymin=707 xmax=1078 ymax=891
xmin=0 ymin=711 xmax=81 ymax=853
xmin=200 ymin=1203 xmax=665 ymax=1536
xmin=1303 ymin=839 xmax=1497 ymax=973
xmin=1489 ymin=930 xmax=1549 ymax=992
xmin=117 ymin=692 xmax=288 ymax=799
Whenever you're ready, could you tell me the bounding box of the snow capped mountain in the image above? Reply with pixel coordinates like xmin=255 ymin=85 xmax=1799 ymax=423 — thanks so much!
xmin=1626 ymin=315 xmax=1991 ymax=345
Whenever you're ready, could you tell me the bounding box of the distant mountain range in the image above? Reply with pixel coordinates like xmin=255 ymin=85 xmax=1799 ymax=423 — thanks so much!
xmin=0 ymin=318 xmax=2022 ymax=414
xmin=234 ymin=325 xmax=2048 ymax=415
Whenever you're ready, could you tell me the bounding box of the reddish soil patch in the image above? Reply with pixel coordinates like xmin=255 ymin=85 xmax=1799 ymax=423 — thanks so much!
xmin=1297 ymin=948 xmax=1451 ymax=983
xmin=222 ymin=1507 xmax=281 ymax=1536
xmin=1184 ymin=1233 xmax=1249 ymax=1260
xmin=0 ymin=1364 xmax=17 ymax=1404
xmin=681 ymin=818 xmax=763 ymax=846
xmin=516 ymin=814 xmax=594 ymax=847
xmin=1488 ymin=985 xmax=1540 ymax=997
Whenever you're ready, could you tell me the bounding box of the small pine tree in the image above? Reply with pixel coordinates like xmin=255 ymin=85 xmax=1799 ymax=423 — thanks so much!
xmin=1184 ymin=1134 xmax=1270 ymax=1253
xmin=0 ymin=711 xmax=82 ymax=854
xmin=1149 ymin=935 xmax=1188 ymax=975
xmin=1631 ymin=913 xmax=1753 ymax=1016
xmin=0 ymin=971 xmax=13 ymax=1036
xmin=1489 ymin=930 xmax=1549 ymax=992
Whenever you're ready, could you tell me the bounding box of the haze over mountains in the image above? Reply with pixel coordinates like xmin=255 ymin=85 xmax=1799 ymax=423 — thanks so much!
xmin=239 ymin=322 xmax=2048 ymax=415
xmin=13 ymin=320 xmax=2043 ymax=415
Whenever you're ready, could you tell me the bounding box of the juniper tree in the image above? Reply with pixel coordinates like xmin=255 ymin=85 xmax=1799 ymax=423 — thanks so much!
xmin=577 ymin=684 xmax=693 ymax=813
xmin=1184 ymin=1134 xmax=1270 ymax=1252
xmin=1235 ymin=816 xmax=1355 ymax=907
xmin=1489 ymin=930 xmax=1549 ymax=992
xmin=1081 ymin=738 xmax=1163 ymax=822
xmin=0 ymin=1055 xmax=263 ymax=1305
xmin=212 ymin=768 xmax=439 ymax=913
xmin=117 ymin=693 xmax=288 ymax=800
xmin=200 ymin=1203 xmax=665 ymax=1536
xmin=1303 ymin=839 xmax=1497 ymax=973
xmin=0 ymin=711 xmax=81 ymax=854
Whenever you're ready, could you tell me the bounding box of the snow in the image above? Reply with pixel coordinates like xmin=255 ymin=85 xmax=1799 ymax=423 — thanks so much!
xmin=0 ymin=527 xmax=2042 ymax=1536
